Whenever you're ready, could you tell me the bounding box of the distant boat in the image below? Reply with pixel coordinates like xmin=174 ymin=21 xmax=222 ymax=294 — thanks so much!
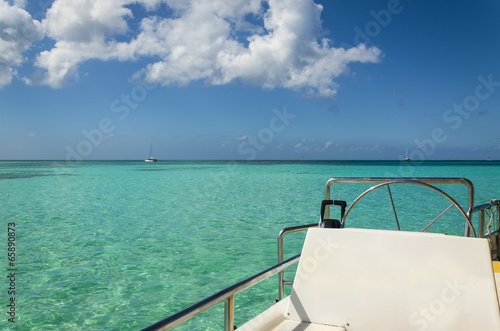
xmin=487 ymin=156 xmax=492 ymax=161
xmin=145 ymin=144 xmax=159 ymax=162
xmin=404 ymin=147 xmax=411 ymax=161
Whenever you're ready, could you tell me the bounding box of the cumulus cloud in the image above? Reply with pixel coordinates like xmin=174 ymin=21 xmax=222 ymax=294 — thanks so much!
xmin=294 ymin=138 xmax=310 ymax=150
xmin=33 ymin=0 xmax=143 ymax=87
xmin=6 ymin=0 xmax=382 ymax=96
xmin=132 ymin=0 xmax=382 ymax=97
xmin=0 ymin=0 xmax=43 ymax=88
xmin=32 ymin=0 xmax=262 ymax=87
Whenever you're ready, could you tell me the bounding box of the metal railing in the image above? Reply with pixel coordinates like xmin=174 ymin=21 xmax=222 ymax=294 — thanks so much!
xmin=141 ymin=222 xmax=317 ymax=331
xmin=141 ymin=254 xmax=300 ymax=331
xmin=277 ymin=223 xmax=317 ymax=300
xmin=473 ymin=199 xmax=500 ymax=260
xmin=474 ymin=200 xmax=500 ymax=238
xmin=325 ymin=177 xmax=476 ymax=237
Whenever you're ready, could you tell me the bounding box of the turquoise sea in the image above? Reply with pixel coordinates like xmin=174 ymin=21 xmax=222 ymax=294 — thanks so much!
xmin=1 ymin=160 xmax=499 ymax=330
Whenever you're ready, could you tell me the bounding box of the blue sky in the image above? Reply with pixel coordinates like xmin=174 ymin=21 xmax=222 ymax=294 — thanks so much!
xmin=1 ymin=0 xmax=499 ymax=160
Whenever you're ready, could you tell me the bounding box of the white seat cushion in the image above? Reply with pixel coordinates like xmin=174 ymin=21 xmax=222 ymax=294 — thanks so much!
xmin=286 ymin=228 xmax=500 ymax=331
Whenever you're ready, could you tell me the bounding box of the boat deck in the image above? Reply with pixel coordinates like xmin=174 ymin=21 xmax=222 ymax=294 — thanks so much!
xmin=141 ymin=177 xmax=500 ymax=331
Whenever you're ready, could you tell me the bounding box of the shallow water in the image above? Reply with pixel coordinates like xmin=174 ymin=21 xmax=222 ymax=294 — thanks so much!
xmin=1 ymin=160 xmax=499 ymax=330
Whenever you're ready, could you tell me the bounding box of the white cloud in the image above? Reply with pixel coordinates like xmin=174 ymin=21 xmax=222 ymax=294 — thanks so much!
xmin=0 ymin=0 xmax=43 ymax=88
xmin=214 ymin=0 xmax=381 ymax=97
xmin=134 ymin=0 xmax=382 ymax=97
xmin=324 ymin=141 xmax=334 ymax=149
xmin=6 ymin=0 xmax=382 ymax=96
xmin=34 ymin=0 xmax=142 ymax=87
xmin=294 ymin=138 xmax=310 ymax=150
xmin=235 ymin=135 xmax=248 ymax=140
xmin=43 ymin=1 xmax=132 ymax=42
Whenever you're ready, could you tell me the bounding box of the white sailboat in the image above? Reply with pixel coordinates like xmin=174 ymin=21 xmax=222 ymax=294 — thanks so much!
xmin=404 ymin=146 xmax=411 ymax=161
xmin=145 ymin=144 xmax=158 ymax=162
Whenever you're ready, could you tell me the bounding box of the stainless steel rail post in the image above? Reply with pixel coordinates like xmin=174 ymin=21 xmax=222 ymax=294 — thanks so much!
xmin=277 ymin=223 xmax=317 ymax=300
xmin=479 ymin=210 xmax=486 ymax=238
xmin=278 ymin=223 xmax=318 ymax=301
xmin=224 ymin=295 xmax=234 ymax=331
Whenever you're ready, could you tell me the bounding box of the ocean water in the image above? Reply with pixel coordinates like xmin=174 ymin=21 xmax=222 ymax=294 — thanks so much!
xmin=1 ymin=160 xmax=499 ymax=330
